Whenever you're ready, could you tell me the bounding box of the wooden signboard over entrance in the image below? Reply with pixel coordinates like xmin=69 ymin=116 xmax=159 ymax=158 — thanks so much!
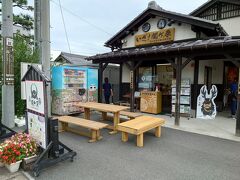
xmin=135 ymin=28 xmax=175 ymax=47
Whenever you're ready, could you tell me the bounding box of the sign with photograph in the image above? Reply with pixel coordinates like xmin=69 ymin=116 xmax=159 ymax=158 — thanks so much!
xmin=25 ymin=81 xmax=45 ymax=114
xmin=196 ymin=85 xmax=218 ymax=119
xmin=27 ymin=111 xmax=47 ymax=149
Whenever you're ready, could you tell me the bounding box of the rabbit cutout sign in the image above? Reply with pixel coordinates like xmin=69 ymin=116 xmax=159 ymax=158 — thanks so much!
xmin=196 ymin=85 xmax=218 ymax=119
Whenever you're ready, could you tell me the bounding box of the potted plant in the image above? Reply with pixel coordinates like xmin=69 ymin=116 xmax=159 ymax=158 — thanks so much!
xmin=0 ymin=143 xmax=24 ymax=173
xmin=9 ymin=133 xmax=38 ymax=170
xmin=0 ymin=133 xmax=38 ymax=172
xmin=0 ymin=144 xmax=5 ymax=167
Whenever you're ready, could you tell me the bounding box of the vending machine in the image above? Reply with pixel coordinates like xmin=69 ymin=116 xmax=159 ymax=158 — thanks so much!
xmin=51 ymin=66 xmax=98 ymax=115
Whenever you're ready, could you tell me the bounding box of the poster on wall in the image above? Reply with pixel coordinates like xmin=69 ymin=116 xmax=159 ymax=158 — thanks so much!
xmin=25 ymin=81 xmax=45 ymax=114
xmin=196 ymin=85 xmax=218 ymax=119
xmin=27 ymin=111 xmax=47 ymax=149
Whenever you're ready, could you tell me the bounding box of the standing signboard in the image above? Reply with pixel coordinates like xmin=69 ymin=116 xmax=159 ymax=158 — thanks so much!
xmin=25 ymin=80 xmax=47 ymax=148
xmin=22 ymin=65 xmax=76 ymax=177
xmin=196 ymin=85 xmax=218 ymax=119
xmin=22 ymin=66 xmax=50 ymax=149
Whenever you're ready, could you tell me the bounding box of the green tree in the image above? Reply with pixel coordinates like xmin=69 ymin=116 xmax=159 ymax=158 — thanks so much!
xmin=13 ymin=33 xmax=38 ymax=116
xmin=0 ymin=0 xmax=34 ymax=31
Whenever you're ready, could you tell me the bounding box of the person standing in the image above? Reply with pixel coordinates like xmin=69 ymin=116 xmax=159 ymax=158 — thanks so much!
xmin=103 ymin=77 xmax=113 ymax=104
xmin=230 ymin=78 xmax=238 ymax=118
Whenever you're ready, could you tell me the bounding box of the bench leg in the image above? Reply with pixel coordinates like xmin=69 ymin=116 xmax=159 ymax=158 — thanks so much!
xmin=84 ymin=108 xmax=90 ymax=119
xmin=61 ymin=122 xmax=68 ymax=132
xmin=137 ymin=133 xmax=143 ymax=147
xmin=97 ymin=130 xmax=103 ymax=140
xmin=122 ymin=132 xmax=128 ymax=142
xmin=58 ymin=122 xmax=64 ymax=132
xmin=102 ymin=112 xmax=107 ymax=121
xmin=89 ymin=130 xmax=97 ymax=143
xmin=155 ymin=126 xmax=161 ymax=137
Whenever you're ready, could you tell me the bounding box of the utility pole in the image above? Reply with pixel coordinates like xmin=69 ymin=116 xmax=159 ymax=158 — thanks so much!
xmin=34 ymin=0 xmax=51 ymax=116
xmin=2 ymin=0 xmax=15 ymax=128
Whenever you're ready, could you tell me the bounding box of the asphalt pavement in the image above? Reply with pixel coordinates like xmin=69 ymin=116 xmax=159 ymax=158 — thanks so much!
xmin=34 ymin=126 xmax=240 ymax=180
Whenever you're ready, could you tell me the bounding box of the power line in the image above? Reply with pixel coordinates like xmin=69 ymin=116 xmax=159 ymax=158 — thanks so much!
xmin=58 ymin=0 xmax=71 ymax=53
xmin=50 ymin=0 xmax=113 ymax=36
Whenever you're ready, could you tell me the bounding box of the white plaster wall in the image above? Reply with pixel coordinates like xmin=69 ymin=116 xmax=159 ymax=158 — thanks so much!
xmin=182 ymin=60 xmax=194 ymax=84
xmin=122 ymin=63 xmax=131 ymax=83
xmin=103 ymin=66 xmax=120 ymax=84
xmin=198 ymin=60 xmax=224 ymax=84
xmin=217 ymin=16 xmax=240 ymax=36
xmin=122 ymin=17 xmax=196 ymax=49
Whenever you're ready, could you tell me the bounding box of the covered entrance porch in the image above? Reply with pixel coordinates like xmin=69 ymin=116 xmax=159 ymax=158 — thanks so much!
xmin=88 ymin=36 xmax=240 ymax=137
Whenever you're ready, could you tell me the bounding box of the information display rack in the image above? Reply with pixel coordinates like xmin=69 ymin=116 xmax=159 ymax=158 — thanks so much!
xmin=171 ymin=79 xmax=191 ymax=118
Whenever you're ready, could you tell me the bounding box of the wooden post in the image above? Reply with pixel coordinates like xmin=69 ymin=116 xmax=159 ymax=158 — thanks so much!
xmin=193 ymin=60 xmax=199 ymax=113
xmin=130 ymin=70 xmax=135 ymax=112
xmin=175 ymin=57 xmax=182 ymax=126
xmin=236 ymin=76 xmax=240 ymax=136
xmin=98 ymin=63 xmax=103 ymax=103
xmin=119 ymin=63 xmax=123 ymax=101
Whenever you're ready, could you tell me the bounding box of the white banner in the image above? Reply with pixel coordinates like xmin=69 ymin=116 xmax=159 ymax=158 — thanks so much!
xmin=196 ymin=85 xmax=218 ymax=119
xmin=26 ymin=81 xmax=45 ymax=114
xmin=27 ymin=112 xmax=47 ymax=149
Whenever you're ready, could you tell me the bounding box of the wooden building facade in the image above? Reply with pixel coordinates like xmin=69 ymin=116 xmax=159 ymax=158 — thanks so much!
xmin=87 ymin=0 xmax=240 ymax=136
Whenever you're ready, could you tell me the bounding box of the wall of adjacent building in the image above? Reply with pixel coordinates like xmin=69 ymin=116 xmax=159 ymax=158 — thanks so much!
xmin=217 ymin=16 xmax=240 ymax=36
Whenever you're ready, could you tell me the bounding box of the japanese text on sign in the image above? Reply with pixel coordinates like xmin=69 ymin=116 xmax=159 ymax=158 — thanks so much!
xmin=135 ymin=28 xmax=175 ymax=46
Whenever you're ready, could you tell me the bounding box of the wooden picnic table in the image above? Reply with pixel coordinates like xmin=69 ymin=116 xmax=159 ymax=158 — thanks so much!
xmin=75 ymin=102 xmax=129 ymax=134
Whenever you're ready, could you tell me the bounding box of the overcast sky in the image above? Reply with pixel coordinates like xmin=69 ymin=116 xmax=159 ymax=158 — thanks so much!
xmin=30 ymin=0 xmax=208 ymax=56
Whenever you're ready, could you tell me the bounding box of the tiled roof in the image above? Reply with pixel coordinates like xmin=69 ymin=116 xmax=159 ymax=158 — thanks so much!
xmin=55 ymin=52 xmax=97 ymax=66
xmin=105 ymin=5 xmax=226 ymax=49
xmin=88 ymin=36 xmax=240 ymax=62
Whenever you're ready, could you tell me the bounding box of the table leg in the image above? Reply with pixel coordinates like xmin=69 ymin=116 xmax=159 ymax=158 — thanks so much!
xmin=102 ymin=112 xmax=107 ymax=121
xmin=155 ymin=126 xmax=161 ymax=137
xmin=137 ymin=133 xmax=143 ymax=147
xmin=109 ymin=112 xmax=119 ymax=134
xmin=89 ymin=130 xmax=97 ymax=143
xmin=122 ymin=132 xmax=128 ymax=142
xmin=84 ymin=108 xmax=90 ymax=119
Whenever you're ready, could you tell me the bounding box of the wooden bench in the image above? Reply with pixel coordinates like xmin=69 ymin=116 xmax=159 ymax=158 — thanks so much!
xmin=101 ymin=111 xmax=142 ymax=123
xmin=119 ymin=111 xmax=143 ymax=120
xmin=117 ymin=116 xmax=165 ymax=147
xmin=58 ymin=116 xmax=108 ymax=143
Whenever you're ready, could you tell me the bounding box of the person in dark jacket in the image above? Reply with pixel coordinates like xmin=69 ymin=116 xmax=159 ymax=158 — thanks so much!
xmin=103 ymin=77 xmax=113 ymax=104
xmin=230 ymin=78 xmax=238 ymax=118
